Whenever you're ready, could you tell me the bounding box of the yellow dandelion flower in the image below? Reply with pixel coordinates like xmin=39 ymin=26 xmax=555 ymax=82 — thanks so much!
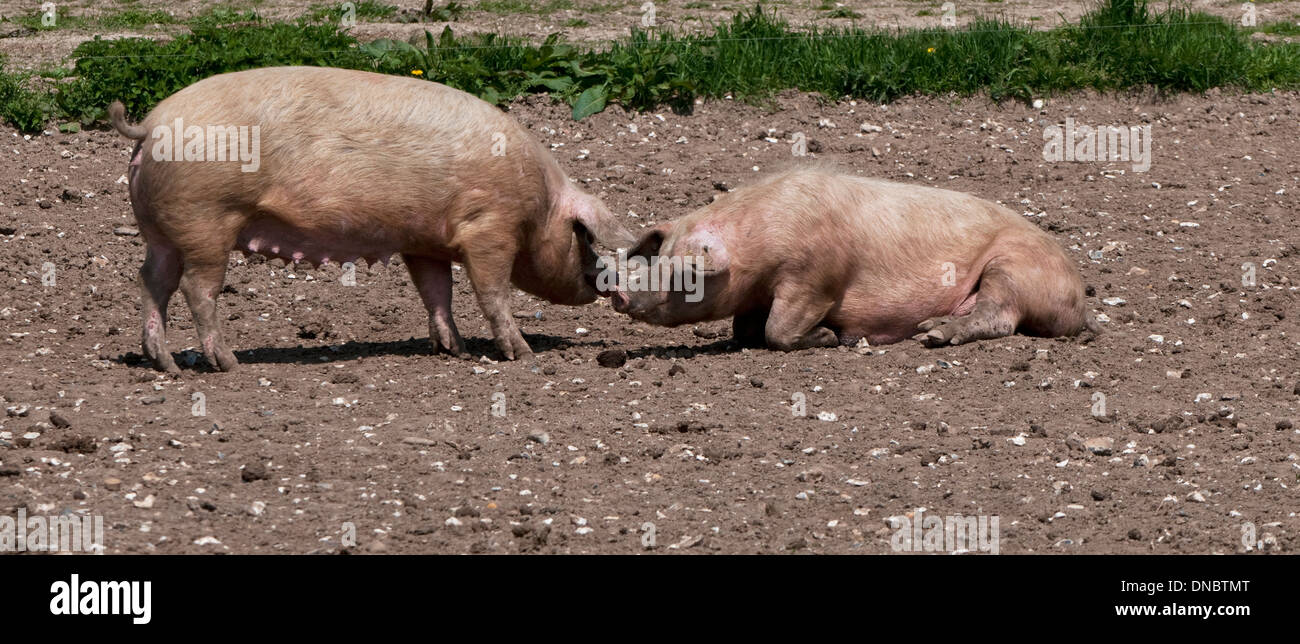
xmin=926 ymin=47 xmax=935 ymax=54
xmin=411 ymin=69 xmax=424 ymax=76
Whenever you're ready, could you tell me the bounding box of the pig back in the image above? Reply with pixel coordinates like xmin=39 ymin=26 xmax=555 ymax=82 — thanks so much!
xmin=134 ymin=67 xmax=558 ymax=238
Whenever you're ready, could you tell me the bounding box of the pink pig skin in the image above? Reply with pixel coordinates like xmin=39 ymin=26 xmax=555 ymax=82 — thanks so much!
xmin=612 ymin=168 xmax=1098 ymax=350
xmin=109 ymin=67 xmax=632 ymax=372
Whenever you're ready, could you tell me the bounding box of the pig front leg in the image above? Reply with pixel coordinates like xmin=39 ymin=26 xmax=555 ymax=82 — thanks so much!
xmin=461 ymin=241 xmax=533 ymax=360
xmin=403 ymin=254 xmax=468 ymax=356
xmin=763 ymin=285 xmax=840 ymax=351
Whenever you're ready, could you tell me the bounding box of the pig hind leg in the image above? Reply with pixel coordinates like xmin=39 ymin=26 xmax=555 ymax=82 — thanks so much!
xmin=403 ymin=254 xmax=467 ymax=356
xmin=139 ymin=239 xmax=182 ymax=373
xmin=764 ymin=284 xmax=840 ymax=351
xmin=916 ymin=239 xmax=1089 ymax=347
xmin=915 ymin=263 xmax=1019 ymax=347
xmin=178 ymin=249 xmax=239 ymax=372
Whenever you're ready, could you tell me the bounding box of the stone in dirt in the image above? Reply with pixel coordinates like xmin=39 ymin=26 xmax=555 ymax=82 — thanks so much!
xmin=241 ymin=462 xmax=269 ymax=482
xmin=596 ymin=349 xmax=627 ymax=368
xmin=1083 ymin=437 xmax=1114 ymax=456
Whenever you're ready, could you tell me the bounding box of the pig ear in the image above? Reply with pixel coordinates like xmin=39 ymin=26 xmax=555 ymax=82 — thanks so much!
xmin=628 ymin=229 xmax=665 ymax=259
xmin=674 ymin=229 xmax=730 ymax=275
xmin=572 ymin=196 xmax=635 ymax=250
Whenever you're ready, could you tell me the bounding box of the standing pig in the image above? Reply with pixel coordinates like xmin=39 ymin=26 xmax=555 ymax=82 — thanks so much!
xmin=609 ymin=169 xmax=1097 ymax=349
xmin=109 ymin=66 xmax=632 ymax=372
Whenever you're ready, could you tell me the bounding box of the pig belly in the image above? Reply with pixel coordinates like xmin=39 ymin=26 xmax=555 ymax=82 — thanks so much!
xmin=234 ymin=217 xmax=413 ymax=267
xmin=830 ymin=290 xmax=978 ymax=345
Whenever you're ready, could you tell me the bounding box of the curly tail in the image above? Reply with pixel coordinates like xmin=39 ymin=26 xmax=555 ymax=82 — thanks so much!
xmin=108 ymin=101 xmax=146 ymax=140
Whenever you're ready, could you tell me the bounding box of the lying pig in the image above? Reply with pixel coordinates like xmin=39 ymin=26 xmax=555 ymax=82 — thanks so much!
xmin=609 ymin=169 xmax=1097 ymax=349
xmin=109 ymin=66 xmax=632 ymax=372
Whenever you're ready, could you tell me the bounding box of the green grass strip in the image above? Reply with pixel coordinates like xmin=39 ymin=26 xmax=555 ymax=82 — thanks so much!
xmin=2 ymin=1 xmax=1298 ymax=132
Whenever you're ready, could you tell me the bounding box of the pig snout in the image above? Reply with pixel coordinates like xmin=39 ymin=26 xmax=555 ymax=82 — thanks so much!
xmin=610 ymin=286 xmax=631 ymax=312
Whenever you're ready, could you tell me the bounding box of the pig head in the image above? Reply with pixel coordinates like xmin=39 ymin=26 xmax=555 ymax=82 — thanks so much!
xmin=609 ymin=221 xmax=730 ymax=325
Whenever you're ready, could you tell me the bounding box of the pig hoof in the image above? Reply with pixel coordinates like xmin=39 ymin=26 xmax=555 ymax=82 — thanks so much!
xmin=495 ymin=335 xmax=534 ymax=361
xmin=212 ymin=352 xmax=239 ymax=372
xmin=438 ymin=340 xmax=469 ymax=358
xmin=914 ymin=327 xmax=955 ymax=348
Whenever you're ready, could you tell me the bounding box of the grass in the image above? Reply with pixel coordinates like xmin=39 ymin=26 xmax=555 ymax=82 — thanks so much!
xmin=2 ymin=0 xmax=1299 ymax=132
xmin=1255 ymin=21 xmax=1300 ymax=37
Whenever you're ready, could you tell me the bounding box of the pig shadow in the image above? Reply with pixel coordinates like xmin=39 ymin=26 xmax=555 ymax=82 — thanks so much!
xmin=624 ymin=337 xmax=744 ymax=360
xmin=113 ymin=333 xmax=605 ymax=371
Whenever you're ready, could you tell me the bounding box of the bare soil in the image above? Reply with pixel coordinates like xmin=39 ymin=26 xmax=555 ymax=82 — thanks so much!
xmin=2 ymin=81 xmax=1299 ymax=554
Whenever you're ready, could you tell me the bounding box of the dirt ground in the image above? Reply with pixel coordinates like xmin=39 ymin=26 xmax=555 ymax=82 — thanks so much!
xmin=2 ymin=0 xmax=1299 ymax=69
xmin=2 ymin=83 xmax=1298 ymax=554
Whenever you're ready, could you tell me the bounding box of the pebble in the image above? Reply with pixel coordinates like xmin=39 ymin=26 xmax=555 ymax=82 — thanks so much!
xmin=527 ymin=431 xmax=550 ymax=445
xmin=816 ymin=412 xmax=837 ymax=422
xmin=104 ymin=477 xmax=122 ymax=491
xmin=49 ymin=411 xmax=70 ymax=428
xmin=112 ymin=226 xmax=139 ymax=236
xmin=1084 ymin=437 xmax=1114 ymax=456
xmin=596 ymin=349 xmax=627 ymax=368
xmin=1187 ymin=491 xmax=1207 ymax=503
xmin=241 ymin=462 xmax=269 ymax=482
xmin=668 ymin=364 xmax=686 ymax=377
xmin=1102 ymin=297 xmax=1127 ymax=306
